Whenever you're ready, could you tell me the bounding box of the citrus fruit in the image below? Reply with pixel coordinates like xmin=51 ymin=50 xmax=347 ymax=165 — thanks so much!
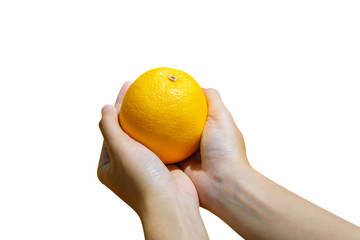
xmin=119 ymin=67 xmax=207 ymax=164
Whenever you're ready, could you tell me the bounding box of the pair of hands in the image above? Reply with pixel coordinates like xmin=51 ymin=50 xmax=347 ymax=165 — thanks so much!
xmin=98 ymin=81 xmax=249 ymax=218
xmin=98 ymin=82 xmax=360 ymax=240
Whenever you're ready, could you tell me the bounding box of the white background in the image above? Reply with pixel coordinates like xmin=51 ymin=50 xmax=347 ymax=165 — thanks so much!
xmin=1 ymin=1 xmax=359 ymax=239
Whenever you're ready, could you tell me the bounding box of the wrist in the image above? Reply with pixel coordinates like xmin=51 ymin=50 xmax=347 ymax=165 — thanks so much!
xmin=199 ymin=164 xmax=256 ymax=211
xmin=139 ymin=193 xmax=191 ymax=218
xmin=139 ymin=194 xmax=208 ymax=240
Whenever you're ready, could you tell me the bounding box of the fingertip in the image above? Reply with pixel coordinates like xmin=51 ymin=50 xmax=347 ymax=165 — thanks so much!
xmin=203 ymin=88 xmax=220 ymax=97
xmin=101 ymin=104 xmax=114 ymax=114
xmin=115 ymin=81 xmax=132 ymax=112
xmin=203 ymin=88 xmax=223 ymax=108
xmin=100 ymin=104 xmax=118 ymax=130
xmin=99 ymin=104 xmax=124 ymax=148
xmin=202 ymin=88 xmax=233 ymax=122
xmin=121 ymin=81 xmax=132 ymax=94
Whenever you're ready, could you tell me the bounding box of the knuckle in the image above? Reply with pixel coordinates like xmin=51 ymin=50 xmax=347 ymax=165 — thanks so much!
xmin=208 ymin=88 xmax=220 ymax=96
xmin=97 ymin=168 xmax=103 ymax=182
xmin=97 ymin=168 xmax=107 ymax=185
xmin=98 ymin=119 xmax=104 ymax=131
xmin=98 ymin=115 xmax=109 ymax=130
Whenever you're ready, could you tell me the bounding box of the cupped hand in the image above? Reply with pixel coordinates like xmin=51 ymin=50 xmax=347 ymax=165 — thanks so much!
xmin=98 ymin=82 xmax=199 ymax=215
xmin=178 ymin=88 xmax=251 ymax=208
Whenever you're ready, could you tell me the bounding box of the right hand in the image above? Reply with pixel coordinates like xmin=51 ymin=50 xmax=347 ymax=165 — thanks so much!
xmin=179 ymin=88 xmax=252 ymax=208
xmin=180 ymin=88 xmax=360 ymax=240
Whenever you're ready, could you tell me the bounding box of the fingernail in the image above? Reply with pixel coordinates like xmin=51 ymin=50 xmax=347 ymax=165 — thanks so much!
xmin=101 ymin=105 xmax=113 ymax=114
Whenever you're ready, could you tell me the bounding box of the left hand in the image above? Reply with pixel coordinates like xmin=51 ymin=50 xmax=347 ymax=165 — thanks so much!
xmin=97 ymin=81 xmax=199 ymax=215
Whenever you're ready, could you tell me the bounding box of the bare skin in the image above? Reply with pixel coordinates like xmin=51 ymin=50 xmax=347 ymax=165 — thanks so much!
xmin=98 ymin=82 xmax=360 ymax=240
xmin=179 ymin=88 xmax=360 ymax=240
xmin=98 ymin=82 xmax=209 ymax=240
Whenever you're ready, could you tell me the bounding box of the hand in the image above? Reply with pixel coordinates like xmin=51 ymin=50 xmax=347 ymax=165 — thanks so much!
xmin=179 ymin=88 xmax=251 ymax=208
xmin=179 ymin=88 xmax=360 ymax=240
xmin=98 ymin=82 xmax=209 ymax=239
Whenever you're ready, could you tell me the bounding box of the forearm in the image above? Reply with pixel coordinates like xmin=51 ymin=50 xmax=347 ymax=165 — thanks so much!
xmin=139 ymin=196 xmax=209 ymax=240
xmin=204 ymin=166 xmax=360 ymax=240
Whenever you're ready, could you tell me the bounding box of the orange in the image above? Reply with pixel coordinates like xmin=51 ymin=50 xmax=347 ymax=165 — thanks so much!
xmin=119 ymin=67 xmax=207 ymax=164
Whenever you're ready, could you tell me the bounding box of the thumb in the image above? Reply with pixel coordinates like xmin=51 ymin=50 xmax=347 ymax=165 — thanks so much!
xmin=203 ymin=88 xmax=231 ymax=121
xmin=99 ymin=105 xmax=124 ymax=149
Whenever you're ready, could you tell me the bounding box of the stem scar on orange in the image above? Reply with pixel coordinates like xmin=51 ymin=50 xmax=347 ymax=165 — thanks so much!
xmin=119 ymin=67 xmax=208 ymax=164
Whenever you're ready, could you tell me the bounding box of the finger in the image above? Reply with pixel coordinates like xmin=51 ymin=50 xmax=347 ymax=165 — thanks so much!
xmin=167 ymin=164 xmax=194 ymax=185
xmin=167 ymin=164 xmax=194 ymax=186
xmin=177 ymin=150 xmax=202 ymax=176
xmin=115 ymin=81 xmax=132 ymax=113
xmin=166 ymin=164 xmax=181 ymax=173
xmin=99 ymin=104 xmax=125 ymax=149
xmin=203 ymin=88 xmax=230 ymax=120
